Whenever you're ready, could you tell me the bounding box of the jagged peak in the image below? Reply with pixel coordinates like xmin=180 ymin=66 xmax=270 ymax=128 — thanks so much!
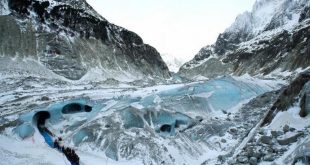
xmin=225 ymin=0 xmax=306 ymax=37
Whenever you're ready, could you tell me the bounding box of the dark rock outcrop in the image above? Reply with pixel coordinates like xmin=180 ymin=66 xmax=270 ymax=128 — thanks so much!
xmin=0 ymin=0 xmax=170 ymax=80
xmin=261 ymin=71 xmax=310 ymax=126
xmin=300 ymin=81 xmax=310 ymax=117
xmin=277 ymin=132 xmax=304 ymax=145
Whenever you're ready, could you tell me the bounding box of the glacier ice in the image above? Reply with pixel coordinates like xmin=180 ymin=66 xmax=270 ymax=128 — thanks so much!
xmin=13 ymin=123 xmax=35 ymax=139
xmin=9 ymin=76 xmax=276 ymax=164
xmin=16 ymin=77 xmax=269 ymax=138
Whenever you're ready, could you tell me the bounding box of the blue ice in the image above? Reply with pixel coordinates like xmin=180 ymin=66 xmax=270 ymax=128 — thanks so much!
xmin=140 ymin=77 xmax=267 ymax=113
xmin=14 ymin=123 xmax=35 ymax=139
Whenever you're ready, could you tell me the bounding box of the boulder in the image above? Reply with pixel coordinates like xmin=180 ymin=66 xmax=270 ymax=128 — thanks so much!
xmin=41 ymin=96 xmax=50 ymax=101
xmin=249 ymin=157 xmax=258 ymax=165
xmin=237 ymin=155 xmax=249 ymax=163
xmin=277 ymin=132 xmax=304 ymax=145
xmin=260 ymin=135 xmax=273 ymax=145
xmin=245 ymin=146 xmax=262 ymax=158
xmin=263 ymin=154 xmax=275 ymax=161
xmin=221 ymin=139 xmax=227 ymax=143
xmin=271 ymin=130 xmax=284 ymax=138
xmin=283 ymin=124 xmax=290 ymax=133
xmin=258 ymin=129 xmax=266 ymax=135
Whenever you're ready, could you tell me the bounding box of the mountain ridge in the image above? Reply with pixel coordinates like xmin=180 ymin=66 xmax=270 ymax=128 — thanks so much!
xmin=179 ymin=0 xmax=310 ymax=80
xmin=0 ymin=0 xmax=170 ymax=81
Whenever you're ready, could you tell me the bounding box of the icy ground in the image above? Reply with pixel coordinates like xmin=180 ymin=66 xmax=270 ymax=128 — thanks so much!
xmin=0 ymin=74 xmax=292 ymax=165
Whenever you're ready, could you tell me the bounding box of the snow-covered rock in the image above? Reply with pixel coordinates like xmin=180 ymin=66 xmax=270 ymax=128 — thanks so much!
xmin=179 ymin=0 xmax=310 ymax=80
xmin=0 ymin=0 xmax=10 ymax=15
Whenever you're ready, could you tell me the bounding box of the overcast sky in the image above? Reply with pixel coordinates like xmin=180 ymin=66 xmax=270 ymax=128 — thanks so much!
xmin=86 ymin=0 xmax=256 ymax=62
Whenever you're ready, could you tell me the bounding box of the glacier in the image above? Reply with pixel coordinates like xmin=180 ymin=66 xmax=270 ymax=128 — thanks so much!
xmin=0 ymin=75 xmax=285 ymax=165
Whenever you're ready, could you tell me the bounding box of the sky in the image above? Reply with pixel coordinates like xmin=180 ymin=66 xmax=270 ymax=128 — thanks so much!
xmin=86 ymin=0 xmax=256 ymax=62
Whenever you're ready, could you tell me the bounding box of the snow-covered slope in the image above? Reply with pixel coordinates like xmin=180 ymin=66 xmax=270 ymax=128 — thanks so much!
xmin=226 ymin=0 xmax=302 ymax=37
xmin=179 ymin=0 xmax=310 ymax=79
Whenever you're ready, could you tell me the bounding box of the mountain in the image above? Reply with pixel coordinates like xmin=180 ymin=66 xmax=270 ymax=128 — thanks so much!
xmin=1 ymin=0 xmax=310 ymax=165
xmin=0 ymin=0 xmax=170 ymax=82
xmin=179 ymin=0 xmax=310 ymax=79
xmin=160 ymin=54 xmax=184 ymax=73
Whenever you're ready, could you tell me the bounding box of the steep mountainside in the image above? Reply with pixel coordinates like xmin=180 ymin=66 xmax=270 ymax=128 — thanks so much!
xmin=0 ymin=0 xmax=170 ymax=81
xmin=179 ymin=0 xmax=310 ymax=79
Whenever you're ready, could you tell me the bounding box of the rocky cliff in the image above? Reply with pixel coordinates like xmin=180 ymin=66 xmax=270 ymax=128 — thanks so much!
xmin=0 ymin=0 xmax=170 ymax=81
xmin=179 ymin=0 xmax=310 ymax=79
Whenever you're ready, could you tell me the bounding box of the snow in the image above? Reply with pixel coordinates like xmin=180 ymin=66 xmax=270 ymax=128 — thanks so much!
xmin=160 ymin=54 xmax=185 ymax=73
xmin=76 ymin=67 xmax=143 ymax=83
xmin=181 ymin=0 xmax=309 ymax=72
xmin=226 ymin=0 xmax=302 ymax=36
xmin=233 ymin=73 xmax=287 ymax=90
xmin=0 ymin=134 xmax=70 ymax=165
xmin=268 ymin=106 xmax=310 ymax=131
xmin=0 ymin=73 xmax=284 ymax=164
xmin=0 ymin=134 xmax=142 ymax=165
xmin=0 ymin=0 xmax=10 ymax=16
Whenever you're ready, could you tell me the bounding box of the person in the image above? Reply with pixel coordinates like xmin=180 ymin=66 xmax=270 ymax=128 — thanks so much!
xmin=58 ymin=137 xmax=63 ymax=148
xmin=76 ymin=156 xmax=80 ymax=165
xmin=54 ymin=139 xmax=59 ymax=149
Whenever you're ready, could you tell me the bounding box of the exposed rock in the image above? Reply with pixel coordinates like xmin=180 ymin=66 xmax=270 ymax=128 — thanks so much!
xmin=221 ymin=139 xmax=227 ymax=143
xmin=0 ymin=0 xmax=170 ymax=81
xmin=249 ymin=157 xmax=258 ymax=165
xmin=271 ymin=130 xmax=284 ymax=138
xmin=237 ymin=155 xmax=249 ymax=163
xmin=300 ymin=82 xmax=310 ymax=117
xmin=277 ymin=132 xmax=304 ymax=145
xmin=258 ymin=129 xmax=266 ymax=135
xmin=293 ymin=154 xmax=310 ymax=165
xmin=283 ymin=124 xmax=290 ymax=133
xmin=40 ymin=96 xmax=50 ymax=101
xmin=299 ymin=6 xmax=310 ymax=22
xmin=246 ymin=147 xmax=260 ymax=158
xmin=217 ymin=155 xmax=225 ymax=162
xmin=179 ymin=0 xmax=310 ymax=80
xmin=262 ymin=71 xmax=310 ymax=126
xmin=289 ymin=127 xmax=296 ymax=132
xmin=263 ymin=154 xmax=275 ymax=161
xmin=229 ymin=128 xmax=238 ymax=134
xmin=260 ymin=135 xmax=273 ymax=145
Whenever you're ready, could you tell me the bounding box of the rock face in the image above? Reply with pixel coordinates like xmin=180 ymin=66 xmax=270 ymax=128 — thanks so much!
xmin=0 ymin=0 xmax=170 ymax=80
xmin=262 ymin=71 xmax=310 ymax=125
xmin=179 ymin=0 xmax=310 ymax=79
xmin=300 ymin=81 xmax=310 ymax=117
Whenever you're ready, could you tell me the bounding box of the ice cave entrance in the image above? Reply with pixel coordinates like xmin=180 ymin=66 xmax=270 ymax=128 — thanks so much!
xmin=32 ymin=111 xmax=54 ymax=147
xmin=62 ymin=103 xmax=93 ymax=114
xmin=32 ymin=111 xmax=51 ymax=127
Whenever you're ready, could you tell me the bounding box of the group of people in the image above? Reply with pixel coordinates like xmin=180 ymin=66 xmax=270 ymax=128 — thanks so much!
xmin=54 ymin=137 xmax=80 ymax=165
